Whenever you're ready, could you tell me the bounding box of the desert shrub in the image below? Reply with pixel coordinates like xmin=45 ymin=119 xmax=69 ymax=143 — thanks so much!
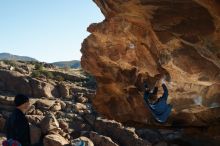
xmin=3 ymin=60 xmax=16 ymax=67
xmin=55 ymin=75 xmax=65 ymax=82
xmin=31 ymin=70 xmax=54 ymax=79
xmin=84 ymin=73 xmax=97 ymax=89
xmin=31 ymin=70 xmax=41 ymax=78
xmin=62 ymin=66 xmax=70 ymax=72
xmin=34 ymin=63 xmax=44 ymax=70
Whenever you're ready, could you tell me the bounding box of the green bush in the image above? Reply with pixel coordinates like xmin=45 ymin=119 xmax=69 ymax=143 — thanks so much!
xmin=42 ymin=70 xmax=54 ymax=79
xmin=55 ymin=75 xmax=65 ymax=82
xmin=35 ymin=63 xmax=43 ymax=70
xmin=84 ymin=73 xmax=96 ymax=89
xmin=3 ymin=60 xmax=16 ymax=67
xmin=31 ymin=70 xmax=54 ymax=79
xmin=31 ymin=70 xmax=41 ymax=78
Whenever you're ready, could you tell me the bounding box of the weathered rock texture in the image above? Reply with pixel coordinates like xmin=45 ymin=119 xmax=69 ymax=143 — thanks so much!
xmin=81 ymin=0 xmax=220 ymax=123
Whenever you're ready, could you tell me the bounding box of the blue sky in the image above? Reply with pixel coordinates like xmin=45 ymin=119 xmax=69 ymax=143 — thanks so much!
xmin=0 ymin=0 xmax=104 ymax=63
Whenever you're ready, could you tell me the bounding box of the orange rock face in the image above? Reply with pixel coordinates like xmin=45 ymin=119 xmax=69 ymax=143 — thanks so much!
xmin=81 ymin=0 xmax=220 ymax=123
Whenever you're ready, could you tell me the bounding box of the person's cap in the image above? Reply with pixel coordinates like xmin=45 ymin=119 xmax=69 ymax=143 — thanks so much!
xmin=14 ymin=94 xmax=29 ymax=107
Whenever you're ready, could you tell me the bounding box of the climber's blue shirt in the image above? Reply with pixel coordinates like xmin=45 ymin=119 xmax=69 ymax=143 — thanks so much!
xmin=144 ymin=84 xmax=172 ymax=123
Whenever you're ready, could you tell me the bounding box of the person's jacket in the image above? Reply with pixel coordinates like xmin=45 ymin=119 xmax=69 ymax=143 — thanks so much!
xmin=5 ymin=108 xmax=31 ymax=146
xmin=144 ymin=84 xmax=172 ymax=123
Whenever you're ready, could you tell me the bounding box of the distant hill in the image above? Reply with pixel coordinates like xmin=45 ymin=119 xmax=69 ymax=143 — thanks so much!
xmin=52 ymin=60 xmax=81 ymax=69
xmin=0 ymin=53 xmax=38 ymax=62
xmin=0 ymin=53 xmax=81 ymax=69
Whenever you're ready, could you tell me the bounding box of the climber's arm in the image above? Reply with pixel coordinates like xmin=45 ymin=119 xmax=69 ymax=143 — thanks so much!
xmin=161 ymin=84 xmax=168 ymax=101
xmin=152 ymin=87 xmax=158 ymax=95
xmin=144 ymin=90 xmax=150 ymax=102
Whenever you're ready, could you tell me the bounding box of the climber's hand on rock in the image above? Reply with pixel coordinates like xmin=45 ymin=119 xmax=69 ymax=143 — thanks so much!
xmin=161 ymin=78 xmax=166 ymax=85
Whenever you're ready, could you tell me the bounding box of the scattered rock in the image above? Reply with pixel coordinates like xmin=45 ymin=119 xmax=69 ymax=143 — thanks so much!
xmin=74 ymin=103 xmax=87 ymax=111
xmin=40 ymin=113 xmax=60 ymax=135
xmin=70 ymin=129 xmax=81 ymax=139
xmin=89 ymin=131 xmax=119 ymax=146
xmin=30 ymin=78 xmax=59 ymax=98
xmin=59 ymin=100 xmax=67 ymax=110
xmin=30 ymin=124 xmax=42 ymax=145
xmin=77 ymin=96 xmax=88 ymax=103
xmin=43 ymin=134 xmax=69 ymax=146
xmin=82 ymin=114 xmax=96 ymax=126
xmin=26 ymin=115 xmax=44 ymax=125
xmin=136 ymin=129 xmax=162 ymax=144
xmin=94 ymin=118 xmax=151 ymax=146
xmin=59 ymin=121 xmax=69 ymax=132
xmin=35 ymin=99 xmax=55 ymax=110
xmin=50 ymin=102 xmax=62 ymax=112
xmin=64 ymin=101 xmax=74 ymax=113
xmin=57 ymin=83 xmax=70 ymax=98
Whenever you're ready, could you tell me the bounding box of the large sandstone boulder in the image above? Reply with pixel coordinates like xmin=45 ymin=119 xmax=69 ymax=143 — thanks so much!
xmin=171 ymin=106 xmax=220 ymax=127
xmin=81 ymin=0 xmax=220 ymax=123
xmin=57 ymin=83 xmax=70 ymax=98
xmin=43 ymin=134 xmax=69 ymax=146
xmin=40 ymin=113 xmax=60 ymax=135
xmin=0 ymin=70 xmax=60 ymax=98
xmin=50 ymin=101 xmax=62 ymax=112
xmin=0 ymin=70 xmax=32 ymax=96
xmin=58 ymin=121 xmax=69 ymax=132
xmin=89 ymin=131 xmax=119 ymax=146
xmin=76 ymin=96 xmax=88 ymax=104
xmin=74 ymin=103 xmax=87 ymax=111
xmin=94 ymin=118 xmax=151 ymax=146
xmin=35 ymin=99 xmax=55 ymax=110
xmin=29 ymin=78 xmax=59 ymax=98
xmin=26 ymin=115 xmax=45 ymax=125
